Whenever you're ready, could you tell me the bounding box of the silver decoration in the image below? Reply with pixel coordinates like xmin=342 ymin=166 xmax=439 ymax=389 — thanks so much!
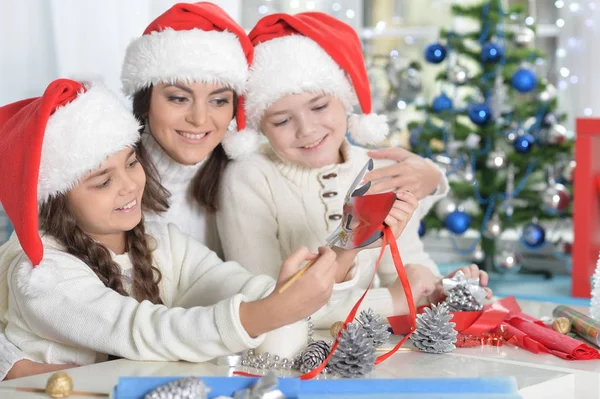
xmin=435 ymin=197 xmax=458 ymax=220
xmin=484 ymin=214 xmax=502 ymax=238
xmin=506 ymin=131 xmax=518 ymax=143
xmin=486 ymin=149 xmax=507 ymax=170
xmin=514 ymin=26 xmax=535 ymax=47
xmin=542 ymin=183 xmax=570 ymax=213
xmin=411 ymin=303 xmax=457 ymax=354
xmin=442 ymin=270 xmax=487 ymax=304
xmin=522 ymin=116 xmax=538 ymax=132
xmin=329 ymin=322 xmax=377 ymax=378
xmin=233 ymin=372 xmax=285 ymax=399
xmin=465 ymin=133 xmax=481 ymax=149
xmin=562 ymin=160 xmax=576 ymax=183
xmin=144 ymin=377 xmax=210 ymax=399
xmin=445 ymin=285 xmax=484 ymax=312
xmin=543 ymin=113 xmax=558 ymax=126
xmin=494 ymin=250 xmax=522 ymax=272
xmin=356 ymin=308 xmax=391 ymax=348
xmin=539 ymin=83 xmax=557 ymax=102
xmin=460 ymin=161 xmax=475 ymax=183
xmin=504 ymin=163 xmax=515 ymax=217
xmin=489 ymin=75 xmax=511 ymax=119
xmin=395 ymin=64 xmax=423 ymax=102
xmin=448 ymin=62 xmax=469 ymax=85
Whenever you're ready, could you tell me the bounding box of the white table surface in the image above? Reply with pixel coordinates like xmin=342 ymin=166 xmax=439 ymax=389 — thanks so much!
xmin=0 ymin=299 xmax=598 ymax=399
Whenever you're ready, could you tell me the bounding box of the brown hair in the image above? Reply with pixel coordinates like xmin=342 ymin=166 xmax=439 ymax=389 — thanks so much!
xmin=38 ymin=143 xmax=169 ymax=304
xmin=132 ymin=86 xmax=234 ymax=213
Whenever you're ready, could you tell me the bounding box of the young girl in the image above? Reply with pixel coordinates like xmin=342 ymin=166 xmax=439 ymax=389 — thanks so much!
xmin=217 ymin=12 xmax=491 ymax=325
xmin=0 ymin=79 xmax=416 ymax=366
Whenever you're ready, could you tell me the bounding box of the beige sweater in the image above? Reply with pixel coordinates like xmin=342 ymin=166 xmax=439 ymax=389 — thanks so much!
xmin=217 ymin=141 xmax=447 ymax=327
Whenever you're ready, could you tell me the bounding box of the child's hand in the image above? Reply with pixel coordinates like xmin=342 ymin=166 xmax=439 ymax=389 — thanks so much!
xmin=429 ymin=264 xmax=493 ymax=305
xmin=240 ymin=246 xmax=338 ymax=337
xmin=388 ymin=264 xmax=438 ymax=314
xmin=360 ymin=190 xmax=418 ymax=250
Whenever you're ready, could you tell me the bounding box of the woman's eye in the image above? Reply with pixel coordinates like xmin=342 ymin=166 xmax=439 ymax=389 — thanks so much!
xmin=168 ymin=96 xmax=188 ymax=104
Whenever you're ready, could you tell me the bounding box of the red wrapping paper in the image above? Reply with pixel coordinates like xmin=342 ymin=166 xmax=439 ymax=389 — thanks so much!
xmin=506 ymin=317 xmax=600 ymax=360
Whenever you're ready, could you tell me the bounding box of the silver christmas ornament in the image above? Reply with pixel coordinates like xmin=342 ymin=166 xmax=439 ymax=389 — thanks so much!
xmin=542 ymin=183 xmax=570 ymax=214
xmin=494 ymin=250 xmax=522 ymax=273
xmin=562 ymin=160 xmax=576 ymax=183
xmin=435 ymin=197 xmax=458 ymax=220
xmin=411 ymin=303 xmax=457 ymax=354
xmin=465 ymin=133 xmax=481 ymax=149
xmin=506 ymin=131 xmax=518 ymax=143
xmin=485 ymin=214 xmax=502 ymax=238
xmin=461 ymin=163 xmax=475 ymax=183
xmin=397 ymin=65 xmax=423 ymax=102
xmin=539 ymin=84 xmax=557 ymax=102
xmin=472 ymin=246 xmax=485 ymax=262
xmin=144 ymin=377 xmax=209 ymax=399
xmin=486 ymin=149 xmax=507 ymax=169
xmin=514 ymin=26 xmax=535 ymax=47
xmin=543 ymin=124 xmax=568 ymax=145
xmin=490 ymin=75 xmax=511 ymax=119
xmin=448 ymin=62 xmax=469 ymax=85
xmin=543 ymin=113 xmax=558 ymax=126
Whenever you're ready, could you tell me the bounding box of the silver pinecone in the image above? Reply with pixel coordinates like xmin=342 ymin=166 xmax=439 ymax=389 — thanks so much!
xmin=329 ymin=322 xmax=377 ymax=378
xmin=445 ymin=284 xmax=483 ymax=312
xmin=299 ymin=340 xmax=331 ymax=374
xmin=357 ymin=308 xmax=391 ymax=347
xmin=411 ymin=303 xmax=458 ymax=354
xmin=144 ymin=377 xmax=209 ymax=399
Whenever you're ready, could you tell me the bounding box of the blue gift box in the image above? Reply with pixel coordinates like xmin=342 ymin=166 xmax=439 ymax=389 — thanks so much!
xmin=113 ymin=376 xmax=521 ymax=399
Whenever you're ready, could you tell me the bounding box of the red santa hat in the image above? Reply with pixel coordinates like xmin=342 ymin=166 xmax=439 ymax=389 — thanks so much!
xmin=0 ymin=79 xmax=140 ymax=273
xmin=221 ymin=12 xmax=389 ymax=159
xmin=121 ymin=2 xmax=257 ymax=159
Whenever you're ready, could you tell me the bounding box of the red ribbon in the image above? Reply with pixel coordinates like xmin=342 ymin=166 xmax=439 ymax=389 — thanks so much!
xmin=234 ymin=225 xmax=416 ymax=379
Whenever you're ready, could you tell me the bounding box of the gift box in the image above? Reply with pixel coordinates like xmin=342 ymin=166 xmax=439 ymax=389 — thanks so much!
xmin=113 ymin=375 xmax=521 ymax=399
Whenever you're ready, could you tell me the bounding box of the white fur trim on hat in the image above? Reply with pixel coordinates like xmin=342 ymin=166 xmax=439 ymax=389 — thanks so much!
xmin=348 ymin=113 xmax=390 ymax=146
xmin=121 ymin=29 xmax=248 ymax=96
xmin=245 ymin=35 xmax=357 ymax=131
xmin=222 ymin=126 xmax=262 ymax=159
xmin=17 ymin=262 xmax=59 ymax=297
xmin=38 ymin=84 xmax=141 ymax=203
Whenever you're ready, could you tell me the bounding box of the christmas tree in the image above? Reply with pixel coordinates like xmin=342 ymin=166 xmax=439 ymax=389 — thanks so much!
xmin=407 ymin=0 xmax=574 ymax=272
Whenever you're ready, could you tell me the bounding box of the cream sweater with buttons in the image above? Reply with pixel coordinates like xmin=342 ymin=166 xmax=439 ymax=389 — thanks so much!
xmin=217 ymin=141 xmax=448 ymax=326
xmin=0 ymin=222 xmax=361 ymax=366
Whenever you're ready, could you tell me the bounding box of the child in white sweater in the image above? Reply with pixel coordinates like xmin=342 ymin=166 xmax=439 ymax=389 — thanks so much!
xmin=218 ymin=12 xmax=491 ymax=323
xmin=0 ymin=79 xmax=416 ymax=367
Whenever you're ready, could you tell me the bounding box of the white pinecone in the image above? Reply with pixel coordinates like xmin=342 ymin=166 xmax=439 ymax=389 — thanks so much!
xmin=411 ymin=303 xmax=457 ymax=354
xmin=445 ymin=285 xmax=483 ymax=312
xmin=357 ymin=308 xmax=391 ymax=347
xmin=591 ymin=252 xmax=600 ymax=320
xmin=329 ymin=322 xmax=377 ymax=378
xmin=144 ymin=377 xmax=209 ymax=399
xmin=299 ymin=340 xmax=331 ymax=374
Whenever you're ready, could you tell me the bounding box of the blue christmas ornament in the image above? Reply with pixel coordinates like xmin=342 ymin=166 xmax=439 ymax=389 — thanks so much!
xmin=418 ymin=221 xmax=426 ymax=237
xmin=511 ymin=67 xmax=538 ymax=93
xmin=521 ymin=222 xmax=546 ymax=249
xmin=481 ymin=42 xmax=504 ymax=63
xmin=467 ymin=103 xmax=492 ymax=126
xmin=424 ymin=43 xmax=447 ymax=64
xmin=444 ymin=211 xmax=471 ymax=235
xmin=513 ymin=133 xmax=535 ymax=154
xmin=432 ymin=93 xmax=453 ymax=113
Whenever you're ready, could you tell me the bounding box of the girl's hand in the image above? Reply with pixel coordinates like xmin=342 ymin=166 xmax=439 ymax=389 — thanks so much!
xmin=5 ymin=360 xmax=76 ymax=380
xmin=240 ymin=247 xmax=337 ymax=337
